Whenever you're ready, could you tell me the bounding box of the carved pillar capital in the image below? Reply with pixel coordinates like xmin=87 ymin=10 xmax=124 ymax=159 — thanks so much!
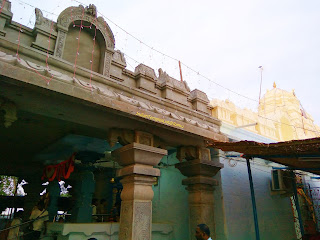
xmin=176 ymin=146 xmax=211 ymax=162
xmin=175 ymin=146 xmax=223 ymax=178
xmin=107 ymin=128 xmax=162 ymax=148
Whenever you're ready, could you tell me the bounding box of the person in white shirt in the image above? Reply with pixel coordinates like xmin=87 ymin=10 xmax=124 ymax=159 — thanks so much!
xmin=195 ymin=224 xmax=213 ymax=240
xmin=29 ymin=201 xmax=49 ymax=239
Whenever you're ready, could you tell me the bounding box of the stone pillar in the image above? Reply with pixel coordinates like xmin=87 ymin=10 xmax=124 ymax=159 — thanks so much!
xmin=70 ymin=151 xmax=104 ymax=223
xmin=47 ymin=180 xmax=61 ymax=221
xmin=112 ymin=142 xmax=167 ymax=240
xmin=175 ymin=147 xmax=223 ymax=240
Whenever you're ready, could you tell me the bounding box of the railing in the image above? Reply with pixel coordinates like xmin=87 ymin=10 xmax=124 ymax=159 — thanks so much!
xmin=55 ymin=213 xmax=112 ymax=222
xmin=0 ymin=213 xmax=114 ymax=240
xmin=0 ymin=214 xmax=48 ymax=240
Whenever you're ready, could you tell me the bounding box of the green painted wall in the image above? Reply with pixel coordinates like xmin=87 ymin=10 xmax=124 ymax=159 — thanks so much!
xmin=152 ymin=152 xmax=189 ymax=240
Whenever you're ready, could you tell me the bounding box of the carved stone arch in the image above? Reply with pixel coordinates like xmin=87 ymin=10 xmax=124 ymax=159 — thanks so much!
xmin=54 ymin=4 xmax=115 ymax=76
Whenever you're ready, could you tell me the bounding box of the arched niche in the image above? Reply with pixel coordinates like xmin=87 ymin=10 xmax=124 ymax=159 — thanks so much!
xmin=54 ymin=4 xmax=115 ymax=76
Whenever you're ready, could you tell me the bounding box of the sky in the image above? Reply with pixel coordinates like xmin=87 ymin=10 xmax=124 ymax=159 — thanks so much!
xmin=9 ymin=0 xmax=320 ymax=125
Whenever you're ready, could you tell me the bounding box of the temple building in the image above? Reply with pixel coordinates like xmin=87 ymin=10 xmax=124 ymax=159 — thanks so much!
xmin=211 ymin=82 xmax=320 ymax=142
xmin=210 ymin=86 xmax=320 ymax=240
xmin=0 ymin=1 xmax=226 ymax=239
xmin=0 ymin=1 xmax=320 ymax=240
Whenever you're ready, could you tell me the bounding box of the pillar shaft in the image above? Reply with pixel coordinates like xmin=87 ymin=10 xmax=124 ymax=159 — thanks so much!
xmin=186 ymin=181 xmax=216 ymax=239
xmin=70 ymin=169 xmax=95 ymax=223
xmin=119 ymin=175 xmax=155 ymax=239
xmin=47 ymin=180 xmax=61 ymax=221
xmin=70 ymin=151 xmax=104 ymax=223
xmin=176 ymin=147 xmax=223 ymax=240
xmin=112 ymin=142 xmax=167 ymax=240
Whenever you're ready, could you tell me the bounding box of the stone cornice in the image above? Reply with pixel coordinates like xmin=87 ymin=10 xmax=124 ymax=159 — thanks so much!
xmin=0 ymin=49 xmax=227 ymax=141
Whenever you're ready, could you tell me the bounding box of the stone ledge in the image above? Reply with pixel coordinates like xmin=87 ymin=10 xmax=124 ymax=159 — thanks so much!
xmin=46 ymin=222 xmax=174 ymax=237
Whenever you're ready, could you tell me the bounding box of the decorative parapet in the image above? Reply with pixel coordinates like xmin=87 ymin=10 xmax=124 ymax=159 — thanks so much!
xmin=189 ymin=89 xmax=210 ymax=114
xmin=31 ymin=8 xmax=58 ymax=54
xmin=134 ymin=64 xmax=157 ymax=94
xmin=0 ymin=0 xmax=13 ymax=37
xmin=54 ymin=4 xmax=115 ymax=77
xmin=0 ymin=1 xmax=226 ymax=142
xmin=112 ymin=50 xmax=126 ymax=68
xmin=110 ymin=50 xmax=126 ymax=81
xmin=0 ymin=50 xmax=226 ymax=141
xmin=156 ymin=68 xmax=190 ymax=105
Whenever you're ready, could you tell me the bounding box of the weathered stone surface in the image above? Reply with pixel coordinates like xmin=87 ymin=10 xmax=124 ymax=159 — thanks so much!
xmin=112 ymin=143 xmax=167 ymax=240
xmin=112 ymin=142 xmax=167 ymax=167
xmin=0 ymin=0 xmax=12 ymax=37
xmin=176 ymin=159 xmax=223 ymax=177
xmin=189 ymin=89 xmax=210 ymax=114
xmin=134 ymin=64 xmax=157 ymax=94
xmin=0 ymin=50 xmax=227 ymax=142
xmin=32 ymin=8 xmax=58 ymax=54
xmin=156 ymin=68 xmax=190 ymax=106
xmin=176 ymin=146 xmax=211 ymax=162
xmin=176 ymin=147 xmax=222 ymax=240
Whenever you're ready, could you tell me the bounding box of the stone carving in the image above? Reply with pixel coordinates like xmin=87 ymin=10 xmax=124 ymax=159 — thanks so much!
xmin=55 ymin=31 xmax=66 ymax=58
xmin=103 ymin=53 xmax=112 ymax=77
xmin=189 ymin=89 xmax=209 ymax=103
xmin=107 ymin=128 xmax=135 ymax=147
xmin=134 ymin=202 xmax=151 ymax=240
xmin=35 ymin=8 xmax=43 ymax=25
xmin=157 ymin=68 xmax=190 ymax=92
xmin=34 ymin=8 xmax=57 ymax=30
xmin=0 ymin=0 xmax=12 ymax=37
xmin=151 ymin=106 xmax=171 ymax=116
xmin=57 ymin=5 xmax=115 ymax=49
xmin=113 ymin=50 xmax=126 ymax=67
xmin=0 ymin=98 xmax=17 ymax=128
xmin=118 ymin=94 xmax=139 ymax=106
xmin=177 ymin=146 xmax=211 ymax=162
xmin=0 ymin=0 xmax=12 ymax=16
xmin=177 ymin=146 xmax=198 ymax=162
xmin=135 ymin=131 xmax=154 ymax=146
xmin=85 ymin=4 xmax=97 ymax=17
xmin=119 ymin=201 xmax=132 ymax=240
xmin=153 ymin=136 xmax=166 ymax=149
xmin=0 ymin=51 xmax=222 ymax=136
xmin=135 ymin=64 xmax=156 ymax=79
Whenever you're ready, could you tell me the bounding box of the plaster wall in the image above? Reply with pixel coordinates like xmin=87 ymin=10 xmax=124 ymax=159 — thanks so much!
xmin=152 ymin=153 xmax=189 ymax=240
xmin=215 ymin=160 xmax=296 ymax=240
xmin=214 ymin=123 xmax=297 ymax=240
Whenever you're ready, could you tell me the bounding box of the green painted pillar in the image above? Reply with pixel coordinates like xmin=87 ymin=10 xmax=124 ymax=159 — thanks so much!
xmin=71 ymin=169 xmax=95 ymax=223
xmin=47 ymin=180 xmax=61 ymax=222
xmin=70 ymin=151 xmax=103 ymax=223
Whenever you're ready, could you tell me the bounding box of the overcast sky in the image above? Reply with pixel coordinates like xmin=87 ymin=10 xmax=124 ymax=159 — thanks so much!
xmin=10 ymin=0 xmax=320 ymax=125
